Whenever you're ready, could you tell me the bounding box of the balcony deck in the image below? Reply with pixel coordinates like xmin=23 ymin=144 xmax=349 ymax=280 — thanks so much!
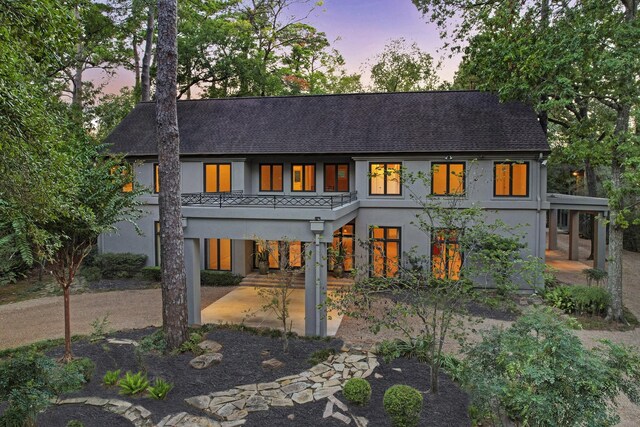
xmin=181 ymin=191 xmax=357 ymax=209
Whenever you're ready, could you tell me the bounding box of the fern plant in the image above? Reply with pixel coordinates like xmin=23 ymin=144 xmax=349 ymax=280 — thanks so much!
xmin=102 ymin=369 xmax=121 ymax=386
xmin=118 ymin=371 xmax=148 ymax=395
xmin=148 ymin=378 xmax=173 ymax=400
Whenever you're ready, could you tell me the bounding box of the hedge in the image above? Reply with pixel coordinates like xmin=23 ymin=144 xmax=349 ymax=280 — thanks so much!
xmin=91 ymin=253 xmax=147 ymax=279
xmin=200 ymin=270 xmax=243 ymax=286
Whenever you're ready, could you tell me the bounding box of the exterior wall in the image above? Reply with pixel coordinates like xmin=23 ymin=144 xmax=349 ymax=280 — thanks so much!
xmin=100 ymin=152 xmax=549 ymax=289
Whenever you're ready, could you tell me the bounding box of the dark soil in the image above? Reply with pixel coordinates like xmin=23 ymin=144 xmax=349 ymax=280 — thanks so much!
xmin=86 ymin=279 xmax=159 ymax=292
xmin=33 ymin=326 xmax=470 ymax=426
xmin=465 ymin=299 xmax=519 ymax=321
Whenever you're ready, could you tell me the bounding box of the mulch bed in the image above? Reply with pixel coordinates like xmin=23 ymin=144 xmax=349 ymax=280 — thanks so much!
xmin=33 ymin=326 xmax=469 ymax=426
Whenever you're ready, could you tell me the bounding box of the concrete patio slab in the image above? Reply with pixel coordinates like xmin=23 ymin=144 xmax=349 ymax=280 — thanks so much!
xmin=200 ymin=287 xmax=343 ymax=336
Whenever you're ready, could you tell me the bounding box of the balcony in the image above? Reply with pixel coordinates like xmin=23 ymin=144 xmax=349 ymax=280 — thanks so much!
xmin=181 ymin=191 xmax=358 ymax=209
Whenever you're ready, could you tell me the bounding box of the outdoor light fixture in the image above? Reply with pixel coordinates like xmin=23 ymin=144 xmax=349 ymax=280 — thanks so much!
xmin=444 ymin=155 xmax=453 ymax=160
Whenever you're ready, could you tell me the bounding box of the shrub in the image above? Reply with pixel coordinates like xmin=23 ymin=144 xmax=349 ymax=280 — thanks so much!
xmin=383 ymin=385 xmax=423 ymax=427
xmin=67 ymin=357 xmax=95 ymax=382
xmin=200 ymin=270 xmax=243 ymax=286
xmin=103 ymin=369 xmax=121 ymax=386
xmin=178 ymin=331 xmax=204 ymax=355
xmin=137 ymin=330 xmax=167 ymax=354
xmin=92 ymin=253 xmax=147 ymax=279
xmin=308 ymin=348 xmax=336 ymax=365
xmin=0 ymin=352 xmax=87 ymax=426
xmin=376 ymin=335 xmax=433 ymax=364
xmin=80 ymin=266 xmax=101 ymax=282
xmin=119 ymin=371 xmax=149 ymax=395
xmin=343 ymin=378 xmax=371 ymax=405
xmin=545 ymin=285 xmax=610 ymax=316
xmin=462 ymin=308 xmax=640 ymax=426
xmin=66 ymin=421 xmax=84 ymax=427
xmin=139 ymin=266 xmax=161 ymax=282
xmin=148 ymin=378 xmax=173 ymax=400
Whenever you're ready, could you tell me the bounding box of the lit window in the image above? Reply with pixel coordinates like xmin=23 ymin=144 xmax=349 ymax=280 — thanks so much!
xmin=204 ymin=163 xmax=231 ymax=193
xmin=206 ymin=238 xmax=232 ymax=271
xmin=154 ymin=163 xmax=160 ymax=193
xmin=324 ymin=164 xmax=349 ymax=192
xmin=431 ymin=229 xmax=462 ymax=280
xmin=292 ymin=164 xmax=316 ymax=192
xmin=370 ymin=163 xmax=401 ymax=195
xmin=254 ymin=240 xmax=303 ymax=269
xmin=370 ymin=226 xmax=401 ymax=277
xmin=260 ymin=164 xmax=283 ymax=191
xmin=331 ymin=222 xmax=355 ymax=271
xmin=495 ymin=162 xmax=529 ymax=197
xmin=431 ymin=163 xmax=465 ymax=195
xmin=111 ymin=164 xmax=133 ymax=192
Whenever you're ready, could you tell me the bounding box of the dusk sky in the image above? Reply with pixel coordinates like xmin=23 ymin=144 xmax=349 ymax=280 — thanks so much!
xmin=97 ymin=0 xmax=461 ymax=94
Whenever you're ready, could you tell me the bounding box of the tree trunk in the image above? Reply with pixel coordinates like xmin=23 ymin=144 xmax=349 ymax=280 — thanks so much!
xmin=71 ymin=4 xmax=83 ymax=118
xmin=141 ymin=5 xmax=155 ymax=102
xmin=156 ymin=0 xmax=189 ymax=351
xmin=62 ymin=284 xmax=73 ymax=362
xmin=585 ymin=158 xmax=598 ymax=259
xmin=133 ymin=34 xmax=141 ymax=94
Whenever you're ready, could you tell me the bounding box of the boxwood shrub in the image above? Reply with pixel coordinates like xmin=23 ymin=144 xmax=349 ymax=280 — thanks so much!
xmin=343 ymin=378 xmax=371 ymax=405
xmin=92 ymin=253 xmax=147 ymax=279
xmin=140 ymin=266 xmax=162 ymax=282
xmin=383 ymin=384 xmax=423 ymax=427
xmin=200 ymin=270 xmax=243 ymax=287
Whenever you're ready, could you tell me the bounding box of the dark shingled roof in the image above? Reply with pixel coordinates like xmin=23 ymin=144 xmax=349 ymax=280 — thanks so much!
xmin=106 ymin=91 xmax=549 ymax=156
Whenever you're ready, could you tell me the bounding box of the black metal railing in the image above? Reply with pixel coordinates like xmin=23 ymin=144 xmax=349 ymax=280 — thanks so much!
xmin=181 ymin=191 xmax=358 ymax=209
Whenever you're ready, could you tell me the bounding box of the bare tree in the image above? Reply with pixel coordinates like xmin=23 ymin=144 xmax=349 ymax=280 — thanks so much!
xmin=156 ymin=0 xmax=188 ymax=350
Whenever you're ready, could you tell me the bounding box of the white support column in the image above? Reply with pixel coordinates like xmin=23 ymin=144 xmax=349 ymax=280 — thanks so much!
xmin=593 ymin=212 xmax=607 ymax=270
xmin=569 ymin=210 xmax=580 ymax=261
xmin=185 ymin=238 xmax=201 ymax=325
xmin=305 ymin=220 xmax=328 ymax=337
xmin=548 ymin=209 xmax=558 ymax=250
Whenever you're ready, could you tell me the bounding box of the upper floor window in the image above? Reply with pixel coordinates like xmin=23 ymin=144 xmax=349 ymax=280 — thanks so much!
xmin=260 ymin=164 xmax=283 ymax=192
xmin=111 ymin=164 xmax=133 ymax=192
xmin=153 ymin=163 xmax=160 ymax=193
xmin=204 ymin=163 xmax=231 ymax=193
xmin=431 ymin=163 xmax=465 ymax=195
xmin=370 ymin=163 xmax=401 ymax=195
xmin=370 ymin=226 xmax=401 ymax=277
xmin=431 ymin=229 xmax=461 ymax=280
xmin=494 ymin=162 xmax=529 ymax=197
xmin=292 ymin=164 xmax=316 ymax=192
xmin=324 ymin=164 xmax=349 ymax=192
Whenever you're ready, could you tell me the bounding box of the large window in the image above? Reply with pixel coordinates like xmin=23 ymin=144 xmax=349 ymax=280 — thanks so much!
xmin=260 ymin=164 xmax=283 ymax=192
xmin=111 ymin=164 xmax=133 ymax=192
xmin=330 ymin=222 xmax=355 ymax=271
xmin=292 ymin=164 xmax=316 ymax=192
xmin=206 ymin=238 xmax=232 ymax=271
xmin=431 ymin=229 xmax=461 ymax=280
xmin=370 ymin=226 xmax=401 ymax=277
xmin=204 ymin=163 xmax=231 ymax=193
xmin=370 ymin=163 xmax=401 ymax=195
xmin=254 ymin=241 xmax=303 ymax=269
xmin=153 ymin=163 xmax=160 ymax=193
xmin=324 ymin=164 xmax=349 ymax=192
xmin=431 ymin=163 xmax=465 ymax=195
xmin=494 ymin=162 xmax=529 ymax=197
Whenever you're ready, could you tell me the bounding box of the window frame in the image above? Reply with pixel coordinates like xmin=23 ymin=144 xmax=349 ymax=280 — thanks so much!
xmin=330 ymin=221 xmax=355 ymax=272
xmin=324 ymin=163 xmax=350 ymax=192
xmin=431 ymin=162 xmax=466 ymax=196
xmin=291 ymin=163 xmax=316 ymax=192
xmin=154 ymin=221 xmax=161 ymax=267
xmin=204 ymin=238 xmax=232 ymax=271
xmin=369 ymin=162 xmax=402 ymax=196
xmin=259 ymin=163 xmax=284 ymax=192
xmin=431 ymin=228 xmax=462 ymax=280
xmin=493 ymin=161 xmax=530 ymax=198
xmin=153 ymin=163 xmax=159 ymax=194
xmin=369 ymin=225 xmax=402 ymax=278
xmin=203 ymin=163 xmax=232 ymax=193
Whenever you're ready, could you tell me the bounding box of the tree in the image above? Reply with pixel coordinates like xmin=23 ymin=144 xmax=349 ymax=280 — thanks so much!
xmin=366 ymin=38 xmax=438 ymax=92
xmin=413 ymin=0 xmax=640 ymax=322
xmin=156 ymin=0 xmax=189 ymax=351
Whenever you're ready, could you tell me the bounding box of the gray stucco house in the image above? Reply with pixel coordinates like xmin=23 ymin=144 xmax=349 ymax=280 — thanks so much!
xmin=100 ymin=90 xmax=606 ymax=336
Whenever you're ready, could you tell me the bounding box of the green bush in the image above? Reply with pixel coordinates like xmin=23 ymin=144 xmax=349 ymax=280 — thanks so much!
xmin=67 ymin=357 xmax=95 ymax=382
xmin=545 ymin=285 xmax=610 ymax=316
xmin=118 ymin=371 xmax=149 ymax=395
xmin=308 ymin=348 xmax=336 ymax=365
xmin=103 ymin=369 xmax=121 ymax=386
xmin=80 ymin=265 xmax=102 ymax=282
xmin=376 ymin=335 xmax=433 ymax=364
xmin=343 ymin=378 xmax=371 ymax=405
xmin=383 ymin=385 xmax=423 ymax=427
xmin=0 ymin=352 xmax=87 ymax=426
xmin=139 ymin=266 xmax=161 ymax=282
xmin=66 ymin=420 xmax=84 ymax=427
xmin=92 ymin=253 xmax=147 ymax=279
xmin=462 ymin=308 xmax=640 ymax=426
xmin=200 ymin=270 xmax=243 ymax=286
xmin=148 ymin=378 xmax=173 ymax=399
